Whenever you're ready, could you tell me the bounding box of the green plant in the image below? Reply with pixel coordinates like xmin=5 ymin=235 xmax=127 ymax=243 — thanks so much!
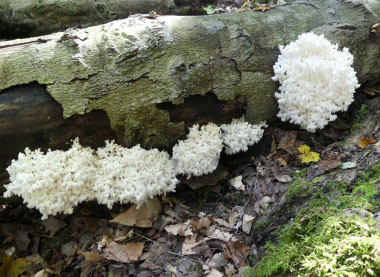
xmin=202 ymin=5 xmax=216 ymax=15
xmin=247 ymin=161 xmax=380 ymax=277
xmin=286 ymin=173 xmax=313 ymax=200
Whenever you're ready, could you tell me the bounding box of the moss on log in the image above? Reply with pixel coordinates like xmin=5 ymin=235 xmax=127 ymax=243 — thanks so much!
xmin=0 ymin=0 xmax=379 ymax=163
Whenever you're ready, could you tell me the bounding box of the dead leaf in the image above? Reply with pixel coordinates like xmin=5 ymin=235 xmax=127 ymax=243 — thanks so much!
xmin=223 ymin=241 xmax=250 ymax=267
xmin=214 ymin=218 xmax=230 ymax=228
xmin=198 ymin=217 xmax=211 ymax=229
xmin=125 ymin=242 xmax=145 ymax=261
xmin=371 ymin=23 xmax=380 ymax=32
xmin=103 ymin=241 xmax=144 ymax=263
xmin=270 ymin=135 xmax=276 ymax=153
xmin=80 ymin=251 xmax=107 ymax=263
xmin=182 ymin=235 xmax=209 ymax=255
xmin=318 ymin=152 xmax=342 ymax=171
xmin=278 ymin=157 xmax=287 ymax=167
xmin=0 ymin=256 xmax=31 ymax=277
xmin=224 ymin=263 xmax=236 ymax=277
xmin=207 ymin=227 xmax=236 ymax=242
xmin=72 ymin=217 xmax=103 ymax=233
xmin=113 ymin=229 xmax=133 ymax=242
xmin=33 ymin=269 xmax=50 ymax=277
xmin=207 ymin=268 xmax=224 ymax=276
xmin=278 ymin=131 xmax=297 ymax=154
xmin=42 ymin=217 xmax=67 ymax=235
xmin=242 ymin=214 xmax=255 ymax=234
xmin=207 ymin=253 xmax=228 ymax=268
xmin=15 ymin=230 xmax=30 ymax=252
xmin=228 ymin=212 xmax=239 ymax=228
xmin=275 ymin=174 xmax=292 ymax=183
xmin=230 ymin=176 xmax=245 ymax=191
xmin=110 ymin=198 xmax=162 ymax=228
xmin=357 ymin=137 xmax=376 ymax=149
xmin=364 ymin=88 xmax=380 ymax=96
xmin=162 ymin=195 xmax=175 ymax=207
xmin=165 ymin=223 xmax=194 ymax=236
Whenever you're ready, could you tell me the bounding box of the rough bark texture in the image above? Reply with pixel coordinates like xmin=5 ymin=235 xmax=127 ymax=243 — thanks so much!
xmin=0 ymin=0 xmax=214 ymax=39
xmin=0 ymin=0 xmax=380 ymax=176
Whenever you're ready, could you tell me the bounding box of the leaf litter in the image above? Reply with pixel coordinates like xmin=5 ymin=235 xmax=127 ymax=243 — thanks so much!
xmin=0 ymin=97 xmax=379 ymax=276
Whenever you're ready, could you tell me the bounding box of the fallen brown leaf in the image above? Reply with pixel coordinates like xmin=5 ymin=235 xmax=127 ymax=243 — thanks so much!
xmin=72 ymin=217 xmax=101 ymax=233
xmin=110 ymin=198 xmax=162 ymax=228
xmin=357 ymin=137 xmax=376 ymax=149
xmin=42 ymin=217 xmax=67 ymax=235
xmin=223 ymin=241 xmax=250 ymax=267
xmin=165 ymin=223 xmax=194 ymax=236
xmin=318 ymin=152 xmax=342 ymax=171
xmin=103 ymin=241 xmax=144 ymax=263
xmin=277 ymin=131 xmax=297 ymax=154
xmin=182 ymin=234 xmax=209 ymax=255
xmin=80 ymin=251 xmax=107 ymax=263
xmin=207 ymin=226 xmax=236 ymax=242
xmin=198 ymin=217 xmax=211 ymax=229
xmin=364 ymin=88 xmax=380 ymax=96
xmin=125 ymin=242 xmax=145 ymax=261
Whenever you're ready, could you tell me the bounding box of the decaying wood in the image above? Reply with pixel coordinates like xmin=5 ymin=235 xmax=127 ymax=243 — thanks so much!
xmin=0 ymin=0 xmax=380 ymax=183
xmin=0 ymin=0 xmax=214 ymax=39
xmin=0 ymin=83 xmax=116 ymax=186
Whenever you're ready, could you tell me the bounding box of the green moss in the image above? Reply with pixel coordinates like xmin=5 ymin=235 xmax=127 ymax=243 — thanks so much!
xmin=249 ymin=161 xmax=380 ymax=277
xmin=285 ymin=170 xmax=313 ymax=200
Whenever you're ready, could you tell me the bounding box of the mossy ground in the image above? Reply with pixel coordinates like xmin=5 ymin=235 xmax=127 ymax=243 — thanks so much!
xmin=249 ymin=161 xmax=380 ymax=277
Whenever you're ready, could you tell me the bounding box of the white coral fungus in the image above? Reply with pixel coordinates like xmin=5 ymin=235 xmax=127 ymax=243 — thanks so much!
xmin=4 ymin=139 xmax=97 ymax=219
xmin=5 ymin=139 xmax=177 ymax=219
xmin=94 ymin=141 xmax=178 ymax=209
xmin=172 ymin=123 xmax=223 ymax=178
xmin=5 ymin=119 xmax=267 ymax=218
xmin=272 ymin=32 xmax=359 ymax=132
xmin=221 ymin=118 xmax=267 ymax=155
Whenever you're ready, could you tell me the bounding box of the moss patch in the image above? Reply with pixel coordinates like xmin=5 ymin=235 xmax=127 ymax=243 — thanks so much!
xmin=249 ymin=161 xmax=380 ymax=277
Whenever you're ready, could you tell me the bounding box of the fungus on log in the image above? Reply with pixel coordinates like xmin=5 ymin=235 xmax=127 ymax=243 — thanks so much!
xmin=0 ymin=0 xmax=380 ymax=183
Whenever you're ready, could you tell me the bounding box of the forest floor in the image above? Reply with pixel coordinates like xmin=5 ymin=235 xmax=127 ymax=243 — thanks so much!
xmin=0 ymin=91 xmax=379 ymax=277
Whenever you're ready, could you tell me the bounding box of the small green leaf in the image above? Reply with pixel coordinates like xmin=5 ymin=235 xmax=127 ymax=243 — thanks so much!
xmin=202 ymin=5 xmax=215 ymax=15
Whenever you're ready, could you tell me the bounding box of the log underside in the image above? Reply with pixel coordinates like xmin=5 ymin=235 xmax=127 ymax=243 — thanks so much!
xmin=0 ymin=0 xmax=380 ymax=183
xmin=0 ymin=84 xmax=116 ymax=178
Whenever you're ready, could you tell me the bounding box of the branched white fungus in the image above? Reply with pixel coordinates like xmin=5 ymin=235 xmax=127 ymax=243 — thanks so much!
xmin=221 ymin=118 xmax=267 ymax=155
xmin=172 ymin=123 xmax=223 ymax=178
xmin=4 ymin=139 xmax=97 ymax=219
xmin=4 ymin=119 xmax=267 ymax=218
xmin=94 ymin=140 xmax=178 ymax=209
xmin=272 ymin=32 xmax=359 ymax=132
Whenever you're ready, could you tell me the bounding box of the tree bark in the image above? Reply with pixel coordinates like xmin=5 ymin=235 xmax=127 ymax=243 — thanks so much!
xmin=0 ymin=0 xmax=214 ymax=39
xmin=0 ymin=0 xmax=380 ymax=182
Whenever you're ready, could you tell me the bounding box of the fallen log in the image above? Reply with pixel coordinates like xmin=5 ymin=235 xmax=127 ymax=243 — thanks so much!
xmin=0 ymin=0 xmax=213 ymax=39
xmin=0 ymin=0 xmax=380 ymax=183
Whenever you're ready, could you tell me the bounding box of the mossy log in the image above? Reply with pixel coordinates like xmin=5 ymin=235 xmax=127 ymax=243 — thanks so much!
xmin=1 ymin=0 xmax=380 ymax=183
xmin=0 ymin=0 xmax=214 ymax=39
